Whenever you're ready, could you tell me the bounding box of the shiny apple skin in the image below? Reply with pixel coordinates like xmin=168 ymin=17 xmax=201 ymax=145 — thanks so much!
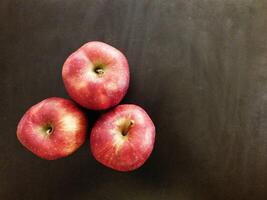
xmin=17 ymin=97 xmax=87 ymax=160
xmin=90 ymin=104 xmax=156 ymax=172
xmin=62 ymin=41 xmax=130 ymax=110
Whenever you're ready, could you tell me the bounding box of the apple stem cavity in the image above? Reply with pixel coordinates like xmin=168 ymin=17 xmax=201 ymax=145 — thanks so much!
xmin=121 ymin=120 xmax=134 ymax=136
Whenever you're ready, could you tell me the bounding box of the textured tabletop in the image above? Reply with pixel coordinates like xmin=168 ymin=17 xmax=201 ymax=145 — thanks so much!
xmin=1 ymin=1 xmax=267 ymax=199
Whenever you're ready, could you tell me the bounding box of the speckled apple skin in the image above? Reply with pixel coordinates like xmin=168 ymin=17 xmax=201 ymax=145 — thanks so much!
xmin=90 ymin=104 xmax=156 ymax=172
xmin=62 ymin=41 xmax=130 ymax=110
xmin=17 ymin=97 xmax=87 ymax=160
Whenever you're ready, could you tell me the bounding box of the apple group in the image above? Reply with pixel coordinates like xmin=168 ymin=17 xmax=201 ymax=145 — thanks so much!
xmin=17 ymin=41 xmax=155 ymax=172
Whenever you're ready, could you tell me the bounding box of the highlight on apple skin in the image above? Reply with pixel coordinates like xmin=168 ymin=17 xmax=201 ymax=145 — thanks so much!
xmin=17 ymin=97 xmax=87 ymax=160
xmin=62 ymin=41 xmax=130 ymax=110
xmin=90 ymin=104 xmax=156 ymax=172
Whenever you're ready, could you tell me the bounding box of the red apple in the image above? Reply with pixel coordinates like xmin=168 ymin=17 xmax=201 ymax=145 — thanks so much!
xmin=90 ymin=104 xmax=155 ymax=171
xmin=62 ymin=41 xmax=130 ymax=110
xmin=17 ymin=97 xmax=87 ymax=160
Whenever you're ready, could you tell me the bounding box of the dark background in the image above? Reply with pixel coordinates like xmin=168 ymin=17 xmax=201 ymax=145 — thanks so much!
xmin=1 ymin=0 xmax=267 ymax=199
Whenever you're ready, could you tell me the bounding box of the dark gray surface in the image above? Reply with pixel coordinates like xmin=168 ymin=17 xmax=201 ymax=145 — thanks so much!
xmin=1 ymin=0 xmax=267 ymax=199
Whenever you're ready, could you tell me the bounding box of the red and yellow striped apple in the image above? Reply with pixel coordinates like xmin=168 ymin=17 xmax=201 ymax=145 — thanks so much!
xmin=90 ymin=104 xmax=156 ymax=171
xmin=62 ymin=41 xmax=130 ymax=110
xmin=17 ymin=97 xmax=87 ymax=160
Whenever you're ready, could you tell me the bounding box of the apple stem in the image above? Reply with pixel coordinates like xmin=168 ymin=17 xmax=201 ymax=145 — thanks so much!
xmin=46 ymin=127 xmax=53 ymax=135
xmin=121 ymin=120 xmax=134 ymax=136
xmin=94 ymin=67 xmax=104 ymax=75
